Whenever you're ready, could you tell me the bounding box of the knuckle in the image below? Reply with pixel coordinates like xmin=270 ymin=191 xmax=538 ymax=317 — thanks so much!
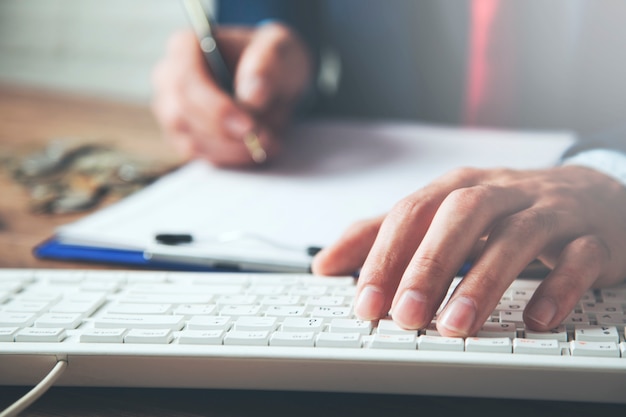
xmin=411 ymin=253 xmax=449 ymax=279
xmin=570 ymin=235 xmax=609 ymax=258
xmin=445 ymin=166 xmax=483 ymax=183
xmin=496 ymin=208 xmax=559 ymax=240
xmin=443 ymin=185 xmax=498 ymax=213
xmin=388 ymin=196 xmax=425 ymax=224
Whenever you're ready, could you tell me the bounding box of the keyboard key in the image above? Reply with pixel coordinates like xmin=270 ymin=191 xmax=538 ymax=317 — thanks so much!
xmin=309 ymin=306 xmax=352 ymax=320
xmin=417 ymin=335 xmax=464 ymax=352
xmin=224 ymin=330 xmax=270 ymax=346
xmin=496 ymin=301 xmax=527 ymax=311
xmin=513 ymin=338 xmax=561 ymax=355
xmin=80 ymin=281 xmax=122 ymax=292
xmin=281 ymin=317 xmax=325 ymax=332
xmin=477 ymin=322 xmax=517 ymax=339
xmin=259 ymin=295 xmax=301 ymax=306
xmin=303 ymin=276 xmax=354 ymax=287
xmin=580 ymin=302 xmax=623 ymax=314
xmin=125 ymin=329 xmax=173 ymax=344
xmin=219 ymin=305 xmax=261 ymax=317
xmin=247 ymin=285 xmax=286 ymax=296
xmin=316 ymin=332 xmax=362 ymax=348
xmin=234 ymin=316 xmax=278 ymax=332
xmin=3 ymin=301 xmax=51 ymax=314
xmin=216 ymin=295 xmax=258 ymax=306
xmin=370 ymin=333 xmax=417 ymax=350
xmin=524 ymin=325 xmax=568 ymax=342
xmin=35 ymin=313 xmax=82 ymax=329
xmin=49 ymin=294 xmax=106 ymax=316
xmin=376 ymin=319 xmax=417 ymax=335
xmin=264 ymin=306 xmax=306 ymax=317
xmin=595 ymin=313 xmax=626 ymax=326
xmin=562 ymin=314 xmax=590 ymax=329
xmin=289 ymin=286 xmax=328 ymax=296
xmin=270 ymin=331 xmax=316 ymax=347
xmin=510 ymin=289 xmax=536 ymax=301
xmin=173 ymin=304 xmax=217 ymax=318
xmin=329 ymin=319 xmax=372 ymax=335
xmin=121 ymin=294 xmax=212 ymax=304
xmin=0 ymin=312 xmax=37 ymax=327
xmin=0 ymin=327 xmax=18 ymax=342
xmin=106 ymin=303 xmax=173 ymax=315
xmin=36 ymin=270 xmax=84 ymax=284
xmin=305 ymin=296 xmax=346 ymax=307
xmin=570 ymin=341 xmax=620 ymax=358
xmin=574 ymin=325 xmax=620 ymax=343
xmin=80 ymin=328 xmax=126 ymax=343
xmin=183 ymin=273 xmax=249 ymax=286
xmin=465 ymin=337 xmax=512 ymax=353
xmin=423 ymin=322 xmax=442 ymax=337
xmin=178 ymin=330 xmax=225 ymax=345
xmin=95 ymin=314 xmax=185 ymax=330
xmin=15 ymin=327 xmax=66 ymax=342
xmin=187 ymin=316 xmax=232 ymax=331
xmin=498 ymin=310 xmax=524 ymax=324
xmin=599 ymin=288 xmax=626 ymax=303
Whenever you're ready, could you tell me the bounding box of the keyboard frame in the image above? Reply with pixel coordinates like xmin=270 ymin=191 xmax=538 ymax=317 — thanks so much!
xmin=1 ymin=269 xmax=626 ymax=404
xmin=2 ymin=339 xmax=626 ymax=403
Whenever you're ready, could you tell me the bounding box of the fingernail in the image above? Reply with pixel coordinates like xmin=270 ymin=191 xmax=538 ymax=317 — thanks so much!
xmin=224 ymin=114 xmax=253 ymax=137
xmin=237 ymin=76 xmax=270 ymax=107
xmin=392 ymin=290 xmax=428 ymax=329
xmin=354 ymin=286 xmax=386 ymax=320
xmin=525 ymin=296 xmax=557 ymax=328
xmin=438 ymin=296 xmax=476 ymax=336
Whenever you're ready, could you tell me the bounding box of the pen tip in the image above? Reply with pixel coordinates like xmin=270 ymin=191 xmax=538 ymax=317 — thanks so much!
xmin=243 ymin=132 xmax=267 ymax=164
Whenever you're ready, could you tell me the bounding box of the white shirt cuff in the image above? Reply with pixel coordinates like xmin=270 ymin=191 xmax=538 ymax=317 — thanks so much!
xmin=562 ymin=148 xmax=626 ymax=187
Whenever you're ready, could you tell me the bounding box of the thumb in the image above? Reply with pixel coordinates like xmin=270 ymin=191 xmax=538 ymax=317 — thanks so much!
xmin=311 ymin=216 xmax=385 ymax=276
xmin=234 ymin=22 xmax=312 ymax=112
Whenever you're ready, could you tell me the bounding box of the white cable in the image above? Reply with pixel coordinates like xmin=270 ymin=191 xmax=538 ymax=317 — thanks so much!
xmin=0 ymin=359 xmax=68 ymax=417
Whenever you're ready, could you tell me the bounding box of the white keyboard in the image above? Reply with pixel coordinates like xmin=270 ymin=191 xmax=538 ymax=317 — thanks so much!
xmin=1 ymin=269 xmax=625 ymax=404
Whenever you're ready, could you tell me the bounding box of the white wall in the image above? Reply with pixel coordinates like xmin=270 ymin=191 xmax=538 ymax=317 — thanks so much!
xmin=0 ymin=0 xmax=199 ymax=102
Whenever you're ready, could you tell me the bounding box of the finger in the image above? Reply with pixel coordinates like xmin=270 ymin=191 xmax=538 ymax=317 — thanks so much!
xmin=437 ymin=206 xmax=580 ymax=337
xmin=235 ymin=22 xmax=312 ymax=112
xmin=311 ymin=216 xmax=384 ymax=276
xmin=524 ymin=235 xmax=609 ymax=331
xmin=354 ymin=168 xmax=485 ymax=321
xmin=391 ymin=184 xmax=532 ymax=330
xmin=160 ymin=31 xmax=268 ymax=166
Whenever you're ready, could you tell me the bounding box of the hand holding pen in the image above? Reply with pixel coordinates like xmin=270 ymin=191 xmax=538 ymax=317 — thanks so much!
xmin=152 ymin=0 xmax=313 ymax=167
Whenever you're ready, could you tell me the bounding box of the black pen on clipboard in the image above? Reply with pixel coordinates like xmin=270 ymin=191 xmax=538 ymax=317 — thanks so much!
xmin=181 ymin=0 xmax=267 ymax=163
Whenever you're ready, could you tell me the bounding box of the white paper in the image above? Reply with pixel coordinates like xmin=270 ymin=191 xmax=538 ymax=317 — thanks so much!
xmin=56 ymin=120 xmax=574 ymax=261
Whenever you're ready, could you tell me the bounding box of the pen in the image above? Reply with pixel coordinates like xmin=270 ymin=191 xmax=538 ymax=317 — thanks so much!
xmin=147 ymin=232 xmax=316 ymax=273
xmin=182 ymin=0 xmax=267 ymax=163
xmin=155 ymin=233 xmax=323 ymax=256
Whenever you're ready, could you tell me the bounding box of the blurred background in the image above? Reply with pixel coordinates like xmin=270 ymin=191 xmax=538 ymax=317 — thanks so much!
xmin=0 ymin=0 xmax=194 ymax=102
xmin=0 ymin=0 xmax=625 ymax=135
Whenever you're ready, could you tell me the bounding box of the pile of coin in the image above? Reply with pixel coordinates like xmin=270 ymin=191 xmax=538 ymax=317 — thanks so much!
xmin=6 ymin=140 xmax=174 ymax=214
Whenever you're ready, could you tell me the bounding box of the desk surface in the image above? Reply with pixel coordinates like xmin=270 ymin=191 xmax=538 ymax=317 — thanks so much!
xmin=0 ymin=85 xmax=623 ymax=416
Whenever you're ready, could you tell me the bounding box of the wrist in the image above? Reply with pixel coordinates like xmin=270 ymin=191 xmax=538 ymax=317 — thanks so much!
xmin=561 ymin=148 xmax=626 ymax=187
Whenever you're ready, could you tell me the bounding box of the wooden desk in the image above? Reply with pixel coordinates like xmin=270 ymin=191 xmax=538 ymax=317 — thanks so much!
xmin=0 ymin=85 xmax=622 ymax=416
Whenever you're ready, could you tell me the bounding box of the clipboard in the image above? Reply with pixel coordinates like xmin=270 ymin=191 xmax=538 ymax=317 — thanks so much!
xmin=34 ymin=121 xmax=574 ymax=272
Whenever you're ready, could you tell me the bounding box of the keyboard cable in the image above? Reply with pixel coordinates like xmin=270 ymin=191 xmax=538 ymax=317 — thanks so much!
xmin=0 ymin=359 xmax=68 ymax=417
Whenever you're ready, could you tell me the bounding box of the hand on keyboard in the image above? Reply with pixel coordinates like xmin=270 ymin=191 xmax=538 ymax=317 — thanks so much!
xmin=312 ymin=166 xmax=626 ymax=337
